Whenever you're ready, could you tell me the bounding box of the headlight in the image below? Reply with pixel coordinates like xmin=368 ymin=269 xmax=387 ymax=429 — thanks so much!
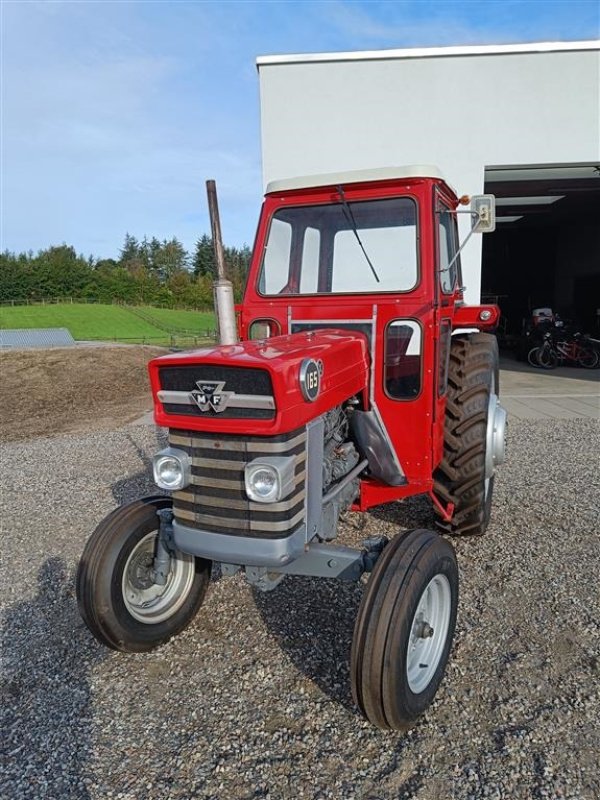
xmin=152 ymin=448 xmax=191 ymax=491
xmin=245 ymin=456 xmax=295 ymax=504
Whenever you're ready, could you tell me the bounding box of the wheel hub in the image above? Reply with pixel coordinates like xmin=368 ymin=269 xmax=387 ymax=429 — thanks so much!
xmin=406 ymin=574 xmax=452 ymax=694
xmin=419 ymin=622 xmax=434 ymax=639
xmin=121 ymin=531 xmax=196 ymax=625
xmin=485 ymin=392 xmax=507 ymax=481
xmin=127 ymin=550 xmax=156 ymax=590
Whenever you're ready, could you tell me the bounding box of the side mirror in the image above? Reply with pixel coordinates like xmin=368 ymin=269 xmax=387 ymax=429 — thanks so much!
xmin=471 ymin=194 xmax=496 ymax=233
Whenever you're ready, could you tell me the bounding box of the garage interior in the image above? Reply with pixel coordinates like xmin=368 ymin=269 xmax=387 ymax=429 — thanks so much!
xmin=481 ymin=163 xmax=600 ymax=343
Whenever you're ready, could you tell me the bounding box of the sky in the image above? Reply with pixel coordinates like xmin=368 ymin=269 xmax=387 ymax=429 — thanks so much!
xmin=2 ymin=0 xmax=599 ymax=260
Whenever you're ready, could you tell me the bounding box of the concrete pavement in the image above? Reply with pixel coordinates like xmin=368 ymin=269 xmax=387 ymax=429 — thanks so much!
xmin=499 ymin=356 xmax=599 ymax=420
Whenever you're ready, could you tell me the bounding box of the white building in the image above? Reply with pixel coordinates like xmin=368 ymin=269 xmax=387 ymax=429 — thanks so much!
xmin=257 ymin=41 xmax=600 ymax=334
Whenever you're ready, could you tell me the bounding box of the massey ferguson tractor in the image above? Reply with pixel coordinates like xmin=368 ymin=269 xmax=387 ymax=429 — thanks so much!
xmin=77 ymin=166 xmax=506 ymax=730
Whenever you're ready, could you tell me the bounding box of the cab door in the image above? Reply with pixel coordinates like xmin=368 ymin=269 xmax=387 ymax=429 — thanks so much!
xmin=374 ymin=300 xmax=436 ymax=486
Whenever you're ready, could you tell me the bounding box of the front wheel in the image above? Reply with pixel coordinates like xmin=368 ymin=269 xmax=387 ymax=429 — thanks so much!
xmin=77 ymin=497 xmax=211 ymax=652
xmin=350 ymin=529 xmax=458 ymax=730
xmin=527 ymin=346 xmax=542 ymax=368
xmin=528 ymin=344 xmax=557 ymax=369
xmin=537 ymin=344 xmax=558 ymax=369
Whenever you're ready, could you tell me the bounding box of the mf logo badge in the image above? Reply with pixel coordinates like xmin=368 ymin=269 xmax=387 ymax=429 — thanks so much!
xmin=190 ymin=381 xmax=233 ymax=413
xmin=299 ymin=358 xmax=323 ymax=402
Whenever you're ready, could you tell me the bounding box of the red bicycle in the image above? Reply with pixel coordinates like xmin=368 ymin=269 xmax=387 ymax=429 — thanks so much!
xmin=528 ymin=332 xmax=599 ymax=369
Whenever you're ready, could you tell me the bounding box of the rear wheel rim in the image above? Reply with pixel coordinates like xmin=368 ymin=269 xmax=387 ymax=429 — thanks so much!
xmin=122 ymin=531 xmax=196 ymax=624
xmin=406 ymin=574 xmax=452 ymax=694
xmin=578 ymin=350 xmax=598 ymax=368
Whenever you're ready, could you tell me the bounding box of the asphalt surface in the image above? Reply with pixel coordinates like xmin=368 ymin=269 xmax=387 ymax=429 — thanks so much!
xmin=1 ymin=417 xmax=599 ymax=799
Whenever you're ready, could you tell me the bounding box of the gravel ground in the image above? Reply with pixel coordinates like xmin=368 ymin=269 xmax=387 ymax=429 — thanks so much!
xmin=1 ymin=417 xmax=599 ymax=800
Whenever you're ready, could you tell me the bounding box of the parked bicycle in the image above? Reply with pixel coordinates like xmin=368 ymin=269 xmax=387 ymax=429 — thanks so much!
xmin=527 ymin=331 xmax=599 ymax=369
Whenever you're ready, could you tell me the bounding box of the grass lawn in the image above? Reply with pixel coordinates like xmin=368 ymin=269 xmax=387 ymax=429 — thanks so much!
xmin=132 ymin=305 xmax=215 ymax=333
xmin=0 ymin=303 xmax=216 ymax=342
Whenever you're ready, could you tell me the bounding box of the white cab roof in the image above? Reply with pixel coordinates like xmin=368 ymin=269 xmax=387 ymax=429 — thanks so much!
xmin=266 ymin=165 xmax=445 ymax=194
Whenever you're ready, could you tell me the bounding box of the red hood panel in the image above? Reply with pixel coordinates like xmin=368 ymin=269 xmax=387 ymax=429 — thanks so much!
xmin=148 ymin=330 xmax=370 ymax=434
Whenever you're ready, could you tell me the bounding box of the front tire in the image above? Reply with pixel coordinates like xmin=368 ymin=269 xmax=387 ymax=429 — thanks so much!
xmin=77 ymin=497 xmax=211 ymax=652
xmin=537 ymin=344 xmax=558 ymax=369
xmin=527 ymin=346 xmax=542 ymax=368
xmin=351 ymin=529 xmax=458 ymax=730
xmin=433 ymin=332 xmax=506 ymax=536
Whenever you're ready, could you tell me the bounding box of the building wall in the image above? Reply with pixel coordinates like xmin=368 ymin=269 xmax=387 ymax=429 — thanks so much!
xmin=258 ymin=43 xmax=600 ymax=303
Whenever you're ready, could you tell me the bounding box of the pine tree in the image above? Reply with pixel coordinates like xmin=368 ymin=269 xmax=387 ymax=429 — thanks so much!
xmin=119 ymin=233 xmax=139 ymax=265
xmin=193 ymin=234 xmax=217 ymax=278
xmin=154 ymin=238 xmax=189 ymax=280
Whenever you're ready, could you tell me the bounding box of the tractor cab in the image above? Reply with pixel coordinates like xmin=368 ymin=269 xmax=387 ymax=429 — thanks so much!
xmin=239 ymin=166 xmax=500 ymax=508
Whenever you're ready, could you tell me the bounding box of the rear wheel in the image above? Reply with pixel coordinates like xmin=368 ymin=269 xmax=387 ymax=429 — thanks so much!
xmin=77 ymin=497 xmax=211 ymax=652
xmin=576 ymin=347 xmax=599 ymax=369
xmin=433 ymin=333 xmax=506 ymax=536
xmin=350 ymin=529 xmax=458 ymax=730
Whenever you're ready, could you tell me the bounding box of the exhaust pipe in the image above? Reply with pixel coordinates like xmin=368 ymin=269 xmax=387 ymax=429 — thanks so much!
xmin=206 ymin=179 xmax=238 ymax=346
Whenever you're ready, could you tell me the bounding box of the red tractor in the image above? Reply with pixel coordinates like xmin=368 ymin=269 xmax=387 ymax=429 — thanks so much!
xmin=78 ymin=166 xmax=506 ymax=730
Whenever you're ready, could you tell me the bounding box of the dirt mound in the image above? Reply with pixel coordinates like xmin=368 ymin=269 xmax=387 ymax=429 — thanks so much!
xmin=0 ymin=346 xmax=167 ymax=442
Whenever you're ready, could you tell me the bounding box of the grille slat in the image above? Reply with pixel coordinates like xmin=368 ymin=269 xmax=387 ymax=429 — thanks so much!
xmin=170 ymin=427 xmax=306 ymax=540
xmin=170 ymin=431 xmax=306 ymax=453
xmin=174 ymin=507 xmax=305 ymax=533
xmin=174 ymin=490 xmax=303 ymax=513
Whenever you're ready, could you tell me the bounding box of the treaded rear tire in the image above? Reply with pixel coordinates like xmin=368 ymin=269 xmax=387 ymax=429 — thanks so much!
xmin=433 ymin=333 xmax=499 ymax=536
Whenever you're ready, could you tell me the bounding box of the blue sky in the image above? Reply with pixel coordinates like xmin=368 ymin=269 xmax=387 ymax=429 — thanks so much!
xmin=2 ymin=0 xmax=599 ymax=259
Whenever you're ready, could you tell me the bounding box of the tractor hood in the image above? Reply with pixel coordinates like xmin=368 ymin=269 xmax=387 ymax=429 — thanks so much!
xmin=148 ymin=330 xmax=370 ymax=435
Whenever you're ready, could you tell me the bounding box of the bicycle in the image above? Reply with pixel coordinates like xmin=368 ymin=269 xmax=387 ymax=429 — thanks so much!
xmin=527 ymin=331 xmax=599 ymax=369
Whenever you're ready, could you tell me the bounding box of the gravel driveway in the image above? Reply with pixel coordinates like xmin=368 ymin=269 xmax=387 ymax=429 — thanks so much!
xmin=1 ymin=418 xmax=599 ymax=799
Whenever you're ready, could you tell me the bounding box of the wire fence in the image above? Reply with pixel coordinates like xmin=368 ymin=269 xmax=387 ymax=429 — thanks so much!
xmin=82 ymin=333 xmax=218 ymax=348
xmin=0 ymin=297 xmax=213 ymax=312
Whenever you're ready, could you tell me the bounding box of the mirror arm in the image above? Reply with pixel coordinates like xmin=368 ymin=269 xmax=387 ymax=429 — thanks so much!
xmin=436 ymin=209 xmax=477 ymax=216
xmin=439 ymin=227 xmax=476 ymax=275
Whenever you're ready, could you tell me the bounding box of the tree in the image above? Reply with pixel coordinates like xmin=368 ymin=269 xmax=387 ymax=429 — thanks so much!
xmin=193 ymin=235 xmax=216 ymax=278
xmin=153 ymin=238 xmax=189 ymax=281
xmin=0 ymin=231 xmax=243 ymax=307
xmin=119 ymin=233 xmax=139 ymax=265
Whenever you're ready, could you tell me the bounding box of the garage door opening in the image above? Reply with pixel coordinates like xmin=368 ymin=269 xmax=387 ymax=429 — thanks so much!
xmin=481 ymin=163 xmax=600 ymax=344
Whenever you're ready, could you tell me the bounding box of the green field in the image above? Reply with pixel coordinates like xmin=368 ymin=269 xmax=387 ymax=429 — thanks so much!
xmin=132 ymin=305 xmax=215 ymax=332
xmin=0 ymin=303 xmax=216 ymax=343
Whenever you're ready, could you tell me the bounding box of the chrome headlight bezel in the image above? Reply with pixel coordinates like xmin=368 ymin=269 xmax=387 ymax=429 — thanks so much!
xmin=152 ymin=447 xmax=191 ymax=491
xmin=244 ymin=455 xmax=296 ymax=504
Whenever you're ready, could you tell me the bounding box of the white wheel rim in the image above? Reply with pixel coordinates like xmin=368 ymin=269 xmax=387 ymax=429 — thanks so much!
xmin=122 ymin=531 xmax=196 ymax=624
xmin=406 ymin=574 xmax=452 ymax=694
xmin=484 ymin=372 xmax=506 ymax=496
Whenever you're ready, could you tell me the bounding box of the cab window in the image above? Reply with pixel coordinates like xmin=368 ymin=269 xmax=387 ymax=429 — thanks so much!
xmin=259 ymin=197 xmax=418 ymax=296
xmin=384 ymin=320 xmax=422 ymax=399
xmin=437 ymin=205 xmax=460 ymax=294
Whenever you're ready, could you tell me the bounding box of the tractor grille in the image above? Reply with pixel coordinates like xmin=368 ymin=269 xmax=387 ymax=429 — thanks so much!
xmin=170 ymin=427 xmax=306 ymax=539
xmin=158 ymin=365 xmax=275 ymax=420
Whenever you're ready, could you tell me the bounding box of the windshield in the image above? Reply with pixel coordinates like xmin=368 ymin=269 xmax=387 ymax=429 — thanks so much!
xmin=258 ymin=196 xmax=418 ymax=296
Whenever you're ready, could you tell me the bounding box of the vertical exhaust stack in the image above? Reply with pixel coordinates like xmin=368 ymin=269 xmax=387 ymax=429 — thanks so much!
xmin=206 ymin=179 xmax=238 ymax=345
